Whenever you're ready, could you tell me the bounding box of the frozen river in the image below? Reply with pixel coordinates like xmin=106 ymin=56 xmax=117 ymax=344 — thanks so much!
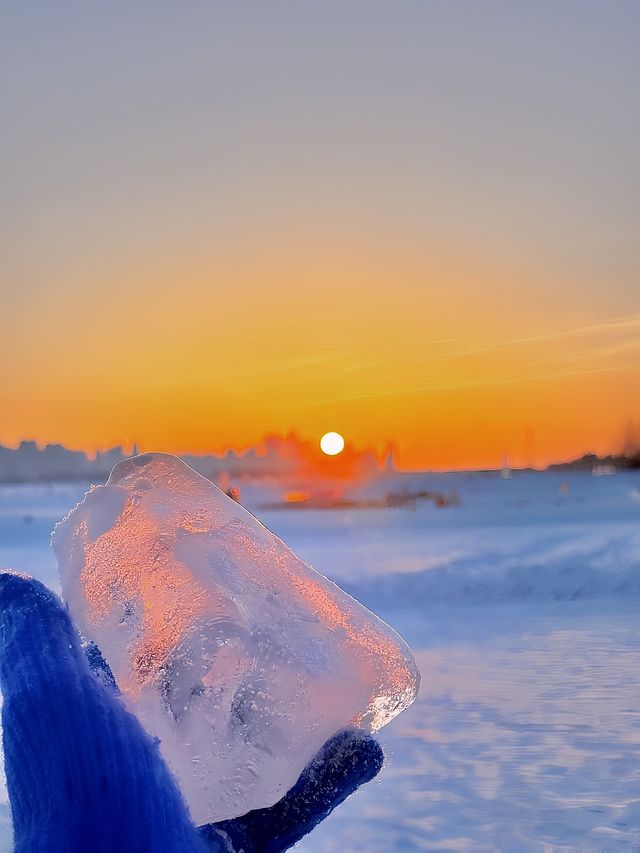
xmin=1 ymin=469 xmax=640 ymax=850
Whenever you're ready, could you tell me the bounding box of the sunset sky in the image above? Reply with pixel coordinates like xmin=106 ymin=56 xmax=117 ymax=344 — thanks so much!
xmin=2 ymin=2 xmax=639 ymax=470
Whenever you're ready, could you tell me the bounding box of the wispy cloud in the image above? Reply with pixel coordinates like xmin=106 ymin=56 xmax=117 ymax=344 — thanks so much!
xmin=303 ymin=363 xmax=639 ymax=407
xmin=219 ymin=354 xmax=338 ymax=379
xmin=563 ymin=338 xmax=640 ymax=362
xmin=435 ymin=313 xmax=640 ymax=361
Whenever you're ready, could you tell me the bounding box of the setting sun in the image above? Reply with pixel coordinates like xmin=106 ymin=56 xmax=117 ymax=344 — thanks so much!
xmin=320 ymin=432 xmax=345 ymax=456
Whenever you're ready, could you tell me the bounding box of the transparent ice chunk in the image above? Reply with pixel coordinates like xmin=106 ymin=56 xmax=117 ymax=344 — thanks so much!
xmin=53 ymin=453 xmax=419 ymax=823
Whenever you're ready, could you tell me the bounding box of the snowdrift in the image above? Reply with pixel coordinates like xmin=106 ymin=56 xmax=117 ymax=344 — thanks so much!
xmin=346 ymin=531 xmax=640 ymax=606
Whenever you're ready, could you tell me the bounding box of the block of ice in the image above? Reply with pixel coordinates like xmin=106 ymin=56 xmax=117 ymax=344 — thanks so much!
xmin=53 ymin=453 xmax=419 ymax=824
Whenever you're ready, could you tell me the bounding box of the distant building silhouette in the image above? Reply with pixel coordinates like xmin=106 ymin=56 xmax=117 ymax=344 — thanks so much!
xmin=0 ymin=434 xmax=387 ymax=485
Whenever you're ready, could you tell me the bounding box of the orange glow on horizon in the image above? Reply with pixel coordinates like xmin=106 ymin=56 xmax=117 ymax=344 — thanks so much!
xmin=2 ymin=240 xmax=639 ymax=471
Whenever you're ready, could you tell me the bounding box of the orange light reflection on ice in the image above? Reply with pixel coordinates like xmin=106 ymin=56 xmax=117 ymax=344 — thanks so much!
xmin=79 ymin=498 xmax=212 ymax=695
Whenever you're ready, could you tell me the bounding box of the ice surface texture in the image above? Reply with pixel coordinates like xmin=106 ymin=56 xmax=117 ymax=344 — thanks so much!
xmin=53 ymin=453 xmax=418 ymax=824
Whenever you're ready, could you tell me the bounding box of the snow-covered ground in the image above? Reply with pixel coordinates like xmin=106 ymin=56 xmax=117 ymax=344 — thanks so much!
xmin=1 ymin=470 xmax=640 ymax=850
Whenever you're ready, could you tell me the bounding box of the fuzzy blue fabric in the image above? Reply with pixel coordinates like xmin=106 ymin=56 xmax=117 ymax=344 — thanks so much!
xmin=201 ymin=729 xmax=383 ymax=852
xmin=0 ymin=573 xmax=213 ymax=853
xmin=0 ymin=575 xmax=382 ymax=852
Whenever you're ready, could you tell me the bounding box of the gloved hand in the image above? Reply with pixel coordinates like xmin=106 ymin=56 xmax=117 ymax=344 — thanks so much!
xmin=0 ymin=573 xmax=383 ymax=852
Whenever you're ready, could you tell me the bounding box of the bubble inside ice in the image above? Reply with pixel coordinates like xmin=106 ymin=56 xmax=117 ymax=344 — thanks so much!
xmin=53 ymin=453 xmax=419 ymax=824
